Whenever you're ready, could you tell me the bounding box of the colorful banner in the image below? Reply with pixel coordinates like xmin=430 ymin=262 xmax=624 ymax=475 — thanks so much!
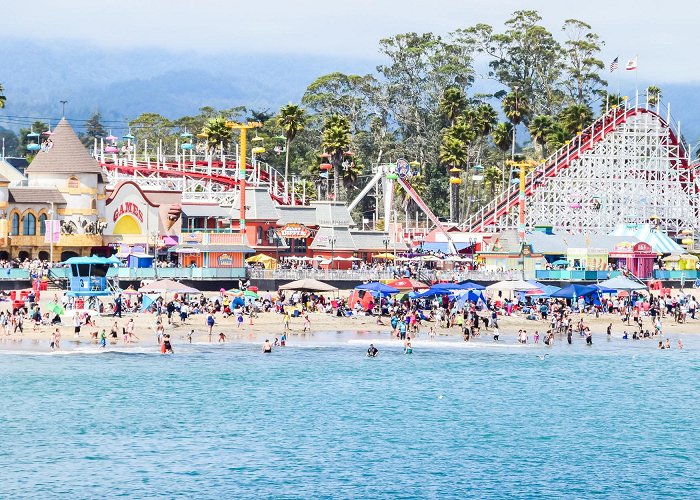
xmin=44 ymin=220 xmax=60 ymax=244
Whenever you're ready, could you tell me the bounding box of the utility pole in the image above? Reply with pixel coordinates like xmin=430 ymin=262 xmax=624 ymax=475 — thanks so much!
xmin=226 ymin=121 xmax=262 ymax=239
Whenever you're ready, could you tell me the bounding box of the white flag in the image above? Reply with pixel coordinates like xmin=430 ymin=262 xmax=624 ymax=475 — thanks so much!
xmin=625 ymin=57 xmax=638 ymax=71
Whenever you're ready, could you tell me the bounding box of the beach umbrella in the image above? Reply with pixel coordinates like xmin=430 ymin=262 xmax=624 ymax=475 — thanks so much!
xmin=526 ymin=284 xmax=561 ymax=297
xmin=551 ymin=259 xmax=569 ymax=266
xmin=373 ymin=252 xmax=395 ymax=260
xmin=279 ymin=278 xmax=338 ymax=292
xmin=385 ymin=278 xmax=429 ymax=290
xmin=355 ymin=282 xmax=400 ymax=295
xmin=431 ymin=282 xmax=474 ymax=291
xmin=248 ymin=286 xmax=259 ymax=293
xmin=225 ymin=289 xmax=244 ymax=296
xmin=243 ymin=290 xmax=259 ymax=299
xmin=46 ymin=302 xmax=65 ymax=315
xmin=550 ymin=284 xmax=596 ymax=299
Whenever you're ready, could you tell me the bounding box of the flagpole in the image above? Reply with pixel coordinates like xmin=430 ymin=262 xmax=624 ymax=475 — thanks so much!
xmin=50 ymin=202 xmax=54 ymax=263
xmin=635 ymin=54 xmax=639 ymax=96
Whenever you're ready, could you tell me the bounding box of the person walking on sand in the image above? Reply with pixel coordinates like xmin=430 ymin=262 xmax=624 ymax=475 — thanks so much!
xmin=188 ymin=329 xmax=194 ymax=344
xmin=283 ymin=311 xmax=290 ymax=330
xmin=303 ymin=312 xmax=311 ymax=333
xmin=54 ymin=328 xmax=61 ymax=349
xmin=73 ymin=313 xmax=81 ymax=338
xmin=50 ymin=330 xmax=56 ymax=350
xmin=206 ymin=312 xmax=215 ymax=338
xmin=113 ymin=294 xmax=122 ymax=318
xmin=124 ymin=318 xmax=135 ymax=344
xmin=100 ymin=329 xmax=107 ymax=348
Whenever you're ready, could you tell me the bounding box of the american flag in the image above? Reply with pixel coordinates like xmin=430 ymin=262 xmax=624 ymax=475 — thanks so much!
xmin=609 ymin=57 xmax=619 ymax=72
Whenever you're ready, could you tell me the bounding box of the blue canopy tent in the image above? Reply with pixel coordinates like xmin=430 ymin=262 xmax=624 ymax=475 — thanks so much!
xmin=455 ymin=290 xmax=486 ymax=307
xmin=590 ymin=284 xmax=616 ymax=294
xmin=550 ymin=284 xmax=596 ymax=299
xmin=355 ymin=282 xmax=400 ymax=297
xmin=457 ymin=281 xmax=486 ymax=290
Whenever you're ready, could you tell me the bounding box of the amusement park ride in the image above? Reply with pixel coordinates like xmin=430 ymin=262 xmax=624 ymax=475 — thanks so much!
xmin=92 ymin=91 xmax=700 ymax=246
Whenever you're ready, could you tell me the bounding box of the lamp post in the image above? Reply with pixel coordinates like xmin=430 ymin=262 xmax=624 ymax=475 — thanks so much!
xmin=329 ymin=236 xmax=337 ymax=270
xmin=382 ymin=235 xmax=390 ymax=274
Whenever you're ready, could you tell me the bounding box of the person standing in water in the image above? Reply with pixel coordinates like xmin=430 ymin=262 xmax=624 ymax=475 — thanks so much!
xmin=280 ymin=332 xmax=286 ymax=346
xmin=262 ymin=339 xmax=273 ymax=353
xmin=162 ymin=333 xmax=173 ymax=354
xmin=367 ymin=344 xmax=379 ymax=357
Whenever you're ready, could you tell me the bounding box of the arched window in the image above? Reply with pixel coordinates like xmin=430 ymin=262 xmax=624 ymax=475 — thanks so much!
xmin=38 ymin=213 xmax=47 ymax=236
xmin=10 ymin=213 xmax=19 ymax=236
xmin=257 ymin=226 xmax=263 ymax=245
xmin=23 ymin=213 xmax=36 ymax=236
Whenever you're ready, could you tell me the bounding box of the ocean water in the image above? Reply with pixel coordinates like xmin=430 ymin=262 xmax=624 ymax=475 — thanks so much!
xmin=1 ymin=332 xmax=698 ymax=499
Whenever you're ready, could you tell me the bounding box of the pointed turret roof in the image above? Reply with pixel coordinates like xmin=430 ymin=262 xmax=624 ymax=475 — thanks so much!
xmin=25 ymin=118 xmax=103 ymax=175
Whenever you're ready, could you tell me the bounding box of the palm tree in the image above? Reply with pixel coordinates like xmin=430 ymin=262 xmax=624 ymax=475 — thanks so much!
xmin=0 ymin=83 xmax=5 ymax=109
xmin=529 ymin=115 xmax=554 ymax=158
xmin=483 ymin=166 xmax=504 ymax=197
xmin=546 ymin=121 xmax=569 ymax=151
xmin=559 ymin=103 xmax=594 ymax=136
xmin=321 ymin=115 xmax=351 ymax=200
xmin=277 ymin=104 xmax=306 ymax=195
xmin=474 ymin=104 xmax=498 ymax=137
xmin=492 ymin=122 xmax=513 ymax=191
xmin=646 ymin=86 xmax=662 ymax=107
xmin=201 ymin=116 xmax=232 ymax=153
xmin=439 ymin=87 xmax=467 ymax=127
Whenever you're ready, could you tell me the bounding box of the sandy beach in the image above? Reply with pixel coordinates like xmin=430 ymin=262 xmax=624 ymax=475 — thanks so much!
xmin=1 ymin=290 xmax=696 ymax=351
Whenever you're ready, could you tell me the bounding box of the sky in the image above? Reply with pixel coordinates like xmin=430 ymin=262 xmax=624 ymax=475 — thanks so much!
xmin=3 ymin=0 xmax=699 ymax=83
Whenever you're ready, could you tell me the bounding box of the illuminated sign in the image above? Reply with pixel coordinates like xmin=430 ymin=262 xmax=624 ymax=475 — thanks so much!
xmin=113 ymin=202 xmax=144 ymax=223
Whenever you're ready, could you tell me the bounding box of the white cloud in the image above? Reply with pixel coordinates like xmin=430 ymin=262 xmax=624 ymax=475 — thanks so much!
xmin=3 ymin=0 xmax=699 ymax=82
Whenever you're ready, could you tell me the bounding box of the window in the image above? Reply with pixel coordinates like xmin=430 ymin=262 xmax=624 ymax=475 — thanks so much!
xmin=256 ymin=226 xmax=263 ymax=245
xmin=23 ymin=213 xmax=36 ymax=236
xmin=39 ymin=214 xmax=47 ymax=236
xmin=10 ymin=213 xmax=19 ymax=236
xmin=68 ymin=176 xmax=80 ymax=189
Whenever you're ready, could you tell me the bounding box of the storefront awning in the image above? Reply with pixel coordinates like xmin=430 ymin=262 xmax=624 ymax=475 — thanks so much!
xmin=181 ymin=204 xmax=232 ymax=218
xmin=168 ymin=244 xmax=255 ymax=254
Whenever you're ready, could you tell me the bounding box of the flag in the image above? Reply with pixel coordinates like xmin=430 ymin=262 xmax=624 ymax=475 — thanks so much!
xmin=625 ymin=57 xmax=638 ymax=71
xmin=609 ymin=57 xmax=619 ymax=72
xmin=44 ymin=220 xmax=60 ymax=243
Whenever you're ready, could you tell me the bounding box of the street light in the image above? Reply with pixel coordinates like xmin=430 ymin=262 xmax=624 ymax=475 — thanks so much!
xmin=329 ymin=236 xmax=337 ymax=270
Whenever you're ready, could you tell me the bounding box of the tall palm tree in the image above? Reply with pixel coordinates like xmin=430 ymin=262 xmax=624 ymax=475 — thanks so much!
xmin=277 ymin=104 xmax=306 ymax=195
xmin=546 ymin=121 xmax=569 ymax=151
xmin=483 ymin=166 xmax=504 ymax=198
xmin=202 ymin=116 xmax=232 ymax=153
xmin=0 ymin=83 xmax=5 ymax=109
xmin=559 ymin=103 xmax=594 ymax=136
xmin=502 ymin=90 xmax=531 ymax=154
xmin=492 ymin=122 xmax=513 ymax=191
xmin=646 ymin=86 xmax=662 ymax=107
xmin=321 ymin=115 xmax=351 ymax=200
xmin=474 ymin=104 xmax=498 ymax=137
xmin=439 ymin=87 xmax=467 ymax=127
xmin=529 ymin=115 xmax=554 ymax=158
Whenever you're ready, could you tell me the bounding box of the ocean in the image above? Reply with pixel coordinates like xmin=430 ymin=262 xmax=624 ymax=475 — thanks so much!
xmin=1 ymin=332 xmax=698 ymax=498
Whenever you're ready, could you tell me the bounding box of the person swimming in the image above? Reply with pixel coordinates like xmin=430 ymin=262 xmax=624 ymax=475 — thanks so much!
xmin=262 ymin=339 xmax=272 ymax=353
xmin=404 ymin=341 xmax=413 ymax=354
xmin=367 ymin=344 xmax=379 ymax=357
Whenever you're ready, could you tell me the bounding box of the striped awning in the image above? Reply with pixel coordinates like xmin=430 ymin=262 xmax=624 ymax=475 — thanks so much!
xmin=610 ymin=224 xmax=683 ymax=254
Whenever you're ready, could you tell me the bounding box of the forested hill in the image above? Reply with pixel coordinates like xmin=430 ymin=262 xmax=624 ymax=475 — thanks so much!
xmin=0 ymin=39 xmax=377 ymax=128
xmin=1 ymin=38 xmax=699 ymax=142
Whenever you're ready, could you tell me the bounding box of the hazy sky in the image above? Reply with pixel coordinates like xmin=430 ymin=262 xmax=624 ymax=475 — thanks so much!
xmin=3 ymin=0 xmax=699 ymax=82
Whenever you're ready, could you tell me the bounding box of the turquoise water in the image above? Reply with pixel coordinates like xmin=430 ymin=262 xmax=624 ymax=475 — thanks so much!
xmin=1 ymin=333 xmax=698 ymax=498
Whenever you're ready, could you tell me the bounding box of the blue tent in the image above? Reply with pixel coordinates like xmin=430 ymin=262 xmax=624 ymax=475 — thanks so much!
xmin=355 ymin=282 xmax=400 ymax=295
xmin=430 ymin=282 xmax=474 ymax=291
xmin=589 ymin=283 xmax=616 ymax=294
xmin=551 ymin=284 xmax=596 ymax=299
xmin=457 ymin=281 xmax=486 ymax=290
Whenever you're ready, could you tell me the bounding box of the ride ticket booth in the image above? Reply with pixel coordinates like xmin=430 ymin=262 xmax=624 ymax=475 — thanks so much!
xmin=608 ymin=242 xmax=656 ymax=279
